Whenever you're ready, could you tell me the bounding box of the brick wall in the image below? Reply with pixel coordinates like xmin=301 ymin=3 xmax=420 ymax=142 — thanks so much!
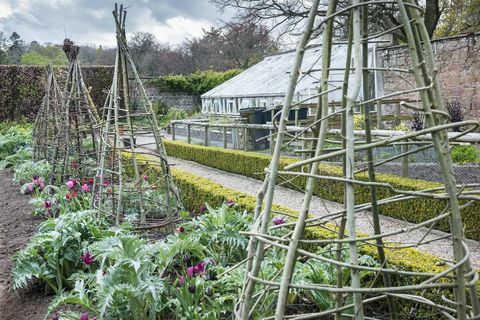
xmin=377 ymin=33 xmax=480 ymax=120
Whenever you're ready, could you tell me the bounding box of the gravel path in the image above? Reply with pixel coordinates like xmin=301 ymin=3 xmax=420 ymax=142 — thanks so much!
xmin=168 ymin=156 xmax=480 ymax=269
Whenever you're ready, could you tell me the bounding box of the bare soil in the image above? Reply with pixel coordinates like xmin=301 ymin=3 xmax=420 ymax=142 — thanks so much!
xmin=0 ymin=170 xmax=50 ymax=320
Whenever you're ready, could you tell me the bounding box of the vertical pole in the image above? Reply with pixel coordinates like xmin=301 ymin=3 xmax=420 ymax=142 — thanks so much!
xmin=362 ymin=1 xmax=397 ymax=317
xmin=171 ymin=123 xmax=176 ymax=141
xmin=204 ymin=125 xmax=209 ymax=146
xmin=239 ymin=1 xmax=321 ymax=318
xmin=244 ymin=127 xmax=248 ymax=151
xmin=335 ymin=15 xmax=353 ymax=320
xmin=273 ymin=0 xmax=342 ymax=318
xmin=187 ymin=124 xmax=191 ymax=144
xmin=376 ymin=100 xmax=383 ymax=129
xmin=269 ymin=129 xmax=274 ymax=155
xmin=223 ymin=127 xmax=228 ymax=148
xmin=345 ymin=0 xmax=365 ymax=317
xmin=401 ymin=143 xmax=409 ymax=177
xmin=301 ymin=132 xmax=307 ymax=161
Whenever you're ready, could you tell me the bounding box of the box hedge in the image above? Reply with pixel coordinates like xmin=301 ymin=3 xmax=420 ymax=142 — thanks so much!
xmin=164 ymin=140 xmax=480 ymax=240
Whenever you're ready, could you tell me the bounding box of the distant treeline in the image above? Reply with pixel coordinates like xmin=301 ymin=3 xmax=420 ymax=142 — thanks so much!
xmin=0 ymin=17 xmax=277 ymax=77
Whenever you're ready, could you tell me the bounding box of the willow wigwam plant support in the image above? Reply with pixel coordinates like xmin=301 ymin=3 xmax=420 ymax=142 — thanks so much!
xmin=33 ymin=64 xmax=63 ymax=164
xmin=93 ymin=4 xmax=180 ymax=230
xmin=33 ymin=40 xmax=101 ymax=185
xmin=236 ymin=0 xmax=480 ymax=319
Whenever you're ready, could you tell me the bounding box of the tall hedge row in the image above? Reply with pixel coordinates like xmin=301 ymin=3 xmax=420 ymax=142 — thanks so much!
xmin=164 ymin=140 xmax=480 ymax=240
xmin=0 ymin=65 xmax=113 ymax=121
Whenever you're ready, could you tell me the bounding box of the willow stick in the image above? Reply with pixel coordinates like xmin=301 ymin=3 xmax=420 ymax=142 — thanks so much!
xmin=274 ymin=0 xmax=338 ymax=318
xmin=238 ymin=1 xmax=321 ymax=318
xmin=361 ymin=0 xmax=397 ymax=317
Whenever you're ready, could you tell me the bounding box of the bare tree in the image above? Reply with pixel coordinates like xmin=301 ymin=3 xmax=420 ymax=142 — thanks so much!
xmin=211 ymin=0 xmax=444 ymax=41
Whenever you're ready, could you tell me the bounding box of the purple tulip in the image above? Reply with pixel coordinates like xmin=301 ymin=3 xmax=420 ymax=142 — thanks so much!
xmin=199 ymin=205 xmax=207 ymax=213
xmin=27 ymin=183 xmax=34 ymax=192
xmin=44 ymin=200 xmax=52 ymax=209
xmin=80 ymin=312 xmax=89 ymax=320
xmin=226 ymin=199 xmax=235 ymax=207
xmin=51 ymin=313 xmax=59 ymax=320
xmin=186 ymin=266 xmax=195 ymax=277
xmin=193 ymin=262 xmax=206 ymax=274
xmin=272 ymin=216 xmax=286 ymax=225
xmin=81 ymin=252 xmax=94 ymax=265
xmin=179 ymin=276 xmax=185 ymax=285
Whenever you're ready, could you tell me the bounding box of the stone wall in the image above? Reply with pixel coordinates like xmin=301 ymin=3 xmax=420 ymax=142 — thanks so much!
xmin=141 ymin=81 xmax=201 ymax=112
xmin=0 ymin=65 xmax=113 ymax=121
xmin=377 ymin=33 xmax=480 ymax=120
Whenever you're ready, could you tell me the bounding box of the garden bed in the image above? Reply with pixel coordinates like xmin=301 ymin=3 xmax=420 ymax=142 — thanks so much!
xmin=0 ymin=170 xmax=50 ymax=320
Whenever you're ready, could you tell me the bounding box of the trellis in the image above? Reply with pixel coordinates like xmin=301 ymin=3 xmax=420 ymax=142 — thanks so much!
xmin=93 ymin=4 xmax=180 ymax=228
xmin=236 ymin=0 xmax=480 ymax=319
xmin=33 ymin=40 xmax=100 ymax=184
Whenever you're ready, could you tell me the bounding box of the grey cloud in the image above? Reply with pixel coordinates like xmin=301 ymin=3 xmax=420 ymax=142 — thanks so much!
xmin=0 ymin=0 xmax=233 ymax=46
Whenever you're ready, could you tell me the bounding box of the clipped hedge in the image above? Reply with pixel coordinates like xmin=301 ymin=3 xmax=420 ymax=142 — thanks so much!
xmin=164 ymin=140 xmax=480 ymax=240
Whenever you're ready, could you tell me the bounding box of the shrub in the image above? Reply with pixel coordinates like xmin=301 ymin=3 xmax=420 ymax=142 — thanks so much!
xmin=451 ymin=145 xmax=480 ymax=164
xmin=164 ymin=140 xmax=480 ymax=240
xmin=149 ymin=69 xmax=242 ymax=95
xmin=446 ymin=99 xmax=464 ymax=132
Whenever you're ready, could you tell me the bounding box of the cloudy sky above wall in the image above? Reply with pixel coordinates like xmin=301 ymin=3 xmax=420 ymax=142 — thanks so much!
xmin=0 ymin=0 xmax=233 ymax=47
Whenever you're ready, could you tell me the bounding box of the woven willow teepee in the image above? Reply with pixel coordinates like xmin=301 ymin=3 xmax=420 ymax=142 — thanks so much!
xmin=236 ymin=0 xmax=480 ymax=319
xmin=33 ymin=64 xmax=63 ymax=165
xmin=33 ymin=40 xmax=100 ymax=184
xmin=93 ymin=4 xmax=180 ymax=228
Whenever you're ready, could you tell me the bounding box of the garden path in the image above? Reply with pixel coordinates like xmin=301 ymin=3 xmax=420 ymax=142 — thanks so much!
xmin=167 ymin=156 xmax=480 ymax=269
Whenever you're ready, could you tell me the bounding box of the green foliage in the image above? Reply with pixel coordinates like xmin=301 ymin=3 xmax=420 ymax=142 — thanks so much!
xmin=21 ymin=45 xmax=68 ymax=66
xmin=0 ymin=124 xmax=32 ymax=168
xmin=13 ymin=159 xmax=51 ymax=184
xmin=12 ymin=210 xmax=117 ymax=293
xmin=164 ymin=140 xmax=480 ymax=240
xmin=183 ymin=204 xmax=251 ymax=265
xmin=451 ymin=144 xmax=480 ymax=164
xmin=150 ymin=69 xmax=242 ymax=95
xmin=152 ymin=101 xmax=189 ymax=126
xmin=353 ymin=114 xmax=365 ymax=130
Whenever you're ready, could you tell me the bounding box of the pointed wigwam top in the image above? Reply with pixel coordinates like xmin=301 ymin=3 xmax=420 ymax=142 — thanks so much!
xmin=93 ymin=3 xmax=181 ymax=230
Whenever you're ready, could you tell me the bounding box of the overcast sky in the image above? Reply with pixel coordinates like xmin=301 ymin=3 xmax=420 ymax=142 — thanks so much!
xmin=0 ymin=0 xmax=233 ymax=47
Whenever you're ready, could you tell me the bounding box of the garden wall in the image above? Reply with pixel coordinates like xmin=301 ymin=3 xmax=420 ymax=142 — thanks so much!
xmin=378 ymin=33 xmax=480 ymax=119
xmin=0 ymin=65 xmax=113 ymax=121
xmin=141 ymin=81 xmax=201 ymax=112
